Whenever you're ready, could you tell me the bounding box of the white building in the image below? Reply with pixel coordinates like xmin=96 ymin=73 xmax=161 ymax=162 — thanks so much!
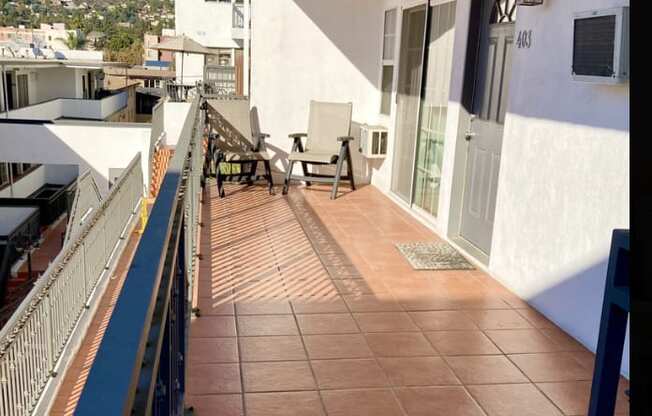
xmin=175 ymin=0 xmax=250 ymax=94
xmin=0 ymin=58 xmax=155 ymax=194
xmin=247 ymin=0 xmax=629 ymax=375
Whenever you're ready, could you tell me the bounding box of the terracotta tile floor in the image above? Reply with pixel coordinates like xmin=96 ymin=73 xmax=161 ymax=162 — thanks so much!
xmin=191 ymin=182 xmax=631 ymax=415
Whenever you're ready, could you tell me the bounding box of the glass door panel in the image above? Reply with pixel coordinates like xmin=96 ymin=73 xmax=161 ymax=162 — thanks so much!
xmin=391 ymin=5 xmax=427 ymax=202
xmin=412 ymin=1 xmax=456 ymax=217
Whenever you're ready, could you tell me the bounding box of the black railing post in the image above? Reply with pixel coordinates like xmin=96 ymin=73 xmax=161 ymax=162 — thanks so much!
xmin=588 ymin=229 xmax=630 ymax=416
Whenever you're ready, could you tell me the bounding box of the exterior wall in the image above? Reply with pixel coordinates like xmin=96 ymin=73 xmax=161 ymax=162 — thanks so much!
xmin=249 ymin=0 xmax=630 ymax=376
xmin=23 ymin=67 xmax=79 ymax=104
xmin=0 ymin=165 xmax=46 ymax=198
xmin=250 ymin=0 xmax=393 ymax=181
xmin=175 ymin=0 xmax=240 ymax=49
xmin=105 ymin=87 xmax=136 ymax=122
xmin=0 ymin=92 xmax=129 ymax=121
xmin=174 ymin=0 xmax=249 ymax=86
xmin=0 ymin=164 xmax=79 ymax=198
xmin=488 ymin=0 xmax=630 ymax=376
xmin=0 ymin=122 xmax=152 ymax=194
xmin=162 ymin=101 xmax=192 ymax=146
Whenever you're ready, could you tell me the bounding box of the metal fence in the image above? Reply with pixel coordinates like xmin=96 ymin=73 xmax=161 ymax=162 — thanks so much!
xmin=0 ymin=155 xmax=144 ymax=416
xmin=76 ymin=95 xmax=204 ymax=415
xmin=203 ymin=65 xmax=236 ymax=96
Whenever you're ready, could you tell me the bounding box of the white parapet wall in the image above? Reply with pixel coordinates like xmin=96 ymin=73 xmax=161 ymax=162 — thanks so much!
xmin=0 ymin=120 xmax=152 ymax=195
xmin=162 ymin=101 xmax=193 ymax=146
xmin=0 ymin=92 xmax=128 ymax=121
xmin=0 ymin=164 xmax=79 ymax=198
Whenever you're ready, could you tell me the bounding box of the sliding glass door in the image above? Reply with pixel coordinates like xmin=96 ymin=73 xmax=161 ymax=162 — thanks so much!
xmin=391 ymin=4 xmax=427 ymax=202
xmin=391 ymin=1 xmax=457 ymax=218
xmin=413 ymin=1 xmax=456 ymax=217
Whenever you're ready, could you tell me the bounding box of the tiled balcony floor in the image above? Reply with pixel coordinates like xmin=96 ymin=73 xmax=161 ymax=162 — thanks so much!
xmin=188 ymin=181 xmax=629 ymax=416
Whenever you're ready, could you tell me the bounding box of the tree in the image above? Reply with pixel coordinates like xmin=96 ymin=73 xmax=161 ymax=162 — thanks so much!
xmin=104 ymin=41 xmax=143 ymax=65
xmin=61 ymin=32 xmax=86 ymax=50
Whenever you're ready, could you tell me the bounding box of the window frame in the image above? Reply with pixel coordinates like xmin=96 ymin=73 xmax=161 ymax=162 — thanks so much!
xmin=379 ymin=7 xmax=398 ymax=116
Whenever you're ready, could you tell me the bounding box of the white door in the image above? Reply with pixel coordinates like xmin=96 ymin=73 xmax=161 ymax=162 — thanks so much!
xmin=459 ymin=1 xmax=516 ymax=255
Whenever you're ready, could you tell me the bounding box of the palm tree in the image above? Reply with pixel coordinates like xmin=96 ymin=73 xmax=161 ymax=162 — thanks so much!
xmin=61 ymin=32 xmax=86 ymax=50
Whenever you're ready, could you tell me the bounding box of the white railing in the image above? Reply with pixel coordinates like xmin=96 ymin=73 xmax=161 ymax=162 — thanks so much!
xmin=0 ymin=92 xmax=128 ymax=121
xmin=0 ymin=154 xmax=143 ymax=416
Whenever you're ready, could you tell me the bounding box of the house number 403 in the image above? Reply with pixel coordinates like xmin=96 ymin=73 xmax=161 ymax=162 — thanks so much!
xmin=516 ymin=30 xmax=532 ymax=48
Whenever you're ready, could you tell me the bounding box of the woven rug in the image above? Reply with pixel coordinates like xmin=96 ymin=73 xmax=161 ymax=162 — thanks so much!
xmin=396 ymin=241 xmax=474 ymax=270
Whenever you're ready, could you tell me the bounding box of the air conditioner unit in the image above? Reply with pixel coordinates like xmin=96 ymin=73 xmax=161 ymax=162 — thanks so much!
xmin=359 ymin=124 xmax=388 ymax=159
xmin=572 ymin=7 xmax=629 ymax=84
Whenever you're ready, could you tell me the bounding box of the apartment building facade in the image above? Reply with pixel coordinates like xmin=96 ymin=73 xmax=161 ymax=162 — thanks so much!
xmin=249 ymin=0 xmax=630 ymax=375
xmin=175 ymin=0 xmax=249 ymax=94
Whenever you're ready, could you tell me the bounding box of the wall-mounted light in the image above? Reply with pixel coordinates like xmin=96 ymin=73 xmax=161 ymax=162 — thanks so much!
xmin=516 ymin=0 xmax=544 ymax=5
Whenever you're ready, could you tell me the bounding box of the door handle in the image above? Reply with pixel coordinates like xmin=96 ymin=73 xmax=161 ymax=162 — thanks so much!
xmin=465 ymin=114 xmax=477 ymax=141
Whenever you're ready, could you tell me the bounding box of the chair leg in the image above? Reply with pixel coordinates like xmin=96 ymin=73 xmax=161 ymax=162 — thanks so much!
xmin=301 ymin=162 xmax=311 ymax=187
xmin=264 ymin=160 xmax=274 ymax=195
xmin=216 ymin=166 xmax=225 ymax=198
xmin=345 ymin=143 xmax=356 ymax=191
xmin=331 ymin=158 xmax=345 ymax=200
xmin=247 ymin=161 xmax=258 ymax=186
xmin=283 ymin=160 xmax=295 ymax=195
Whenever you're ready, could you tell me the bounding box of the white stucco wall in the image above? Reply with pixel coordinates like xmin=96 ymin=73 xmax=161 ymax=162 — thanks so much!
xmin=0 ymin=165 xmax=47 ymax=198
xmin=34 ymin=67 xmax=80 ymax=102
xmin=0 ymin=122 xmax=152 ymax=195
xmin=250 ymin=0 xmax=397 ymax=182
xmin=162 ymin=101 xmax=192 ymax=146
xmin=489 ymin=0 xmax=629 ymax=376
xmin=175 ymin=0 xmax=242 ymax=85
xmin=0 ymin=164 xmax=79 ymax=198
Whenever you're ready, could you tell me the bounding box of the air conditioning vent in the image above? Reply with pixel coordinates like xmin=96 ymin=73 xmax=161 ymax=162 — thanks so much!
xmin=572 ymin=7 xmax=629 ymax=83
xmin=359 ymin=124 xmax=388 ymax=159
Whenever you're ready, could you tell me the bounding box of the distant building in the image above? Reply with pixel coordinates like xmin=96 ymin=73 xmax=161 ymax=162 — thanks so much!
xmin=85 ymin=31 xmax=105 ymax=49
xmin=175 ymin=0 xmax=249 ymax=93
xmin=142 ymin=31 xmax=175 ymax=70
xmin=0 ymin=57 xmax=135 ymax=122
xmin=0 ymin=24 xmax=82 ymax=51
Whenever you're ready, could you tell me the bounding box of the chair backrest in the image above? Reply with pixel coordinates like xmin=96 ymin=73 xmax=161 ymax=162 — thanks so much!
xmin=306 ymin=100 xmax=352 ymax=154
xmin=207 ymin=98 xmax=254 ymax=152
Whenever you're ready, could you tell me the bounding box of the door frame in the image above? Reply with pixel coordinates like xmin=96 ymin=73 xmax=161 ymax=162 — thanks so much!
xmin=448 ymin=0 xmax=513 ymax=265
xmin=390 ymin=2 xmax=430 ymax=205
xmin=389 ymin=0 xmax=459 ymax=223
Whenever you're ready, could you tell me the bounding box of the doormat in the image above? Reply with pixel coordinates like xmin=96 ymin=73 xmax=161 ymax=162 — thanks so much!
xmin=396 ymin=241 xmax=474 ymax=270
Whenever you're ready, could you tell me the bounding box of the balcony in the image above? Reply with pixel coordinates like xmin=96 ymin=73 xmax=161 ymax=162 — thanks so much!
xmin=25 ymin=94 xmax=627 ymax=416
xmin=232 ymin=3 xmax=246 ymax=39
xmin=0 ymin=92 xmax=128 ymax=121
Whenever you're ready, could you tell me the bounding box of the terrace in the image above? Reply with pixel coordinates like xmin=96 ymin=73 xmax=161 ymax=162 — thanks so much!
xmin=37 ymin=93 xmax=626 ymax=416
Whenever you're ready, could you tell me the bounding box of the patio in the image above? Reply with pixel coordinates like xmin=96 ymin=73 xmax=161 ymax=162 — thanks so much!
xmin=186 ymin=180 xmax=629 ymax=416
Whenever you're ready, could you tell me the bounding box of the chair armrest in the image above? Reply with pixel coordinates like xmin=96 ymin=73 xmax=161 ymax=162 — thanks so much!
xmin=289 ymin=133 xmax=308 ymax=139
xmin=337 ymin=136 xmax=355 ymax=142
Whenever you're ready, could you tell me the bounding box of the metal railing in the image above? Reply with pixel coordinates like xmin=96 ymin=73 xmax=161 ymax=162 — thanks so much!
xmin=164 ymin=81 xmax=195 ymax=103
xmin=0 ymin=155 xmax=143 ymax=416
xmin=76 ymin=95 xmax=204 ymax=415
xmin=203 ymin=65 xmax=237 ymax=96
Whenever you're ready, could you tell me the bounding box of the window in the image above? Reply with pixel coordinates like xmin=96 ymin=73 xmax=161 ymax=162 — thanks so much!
xmin=380 ymin=9 xmax=397 ymax=115
xmin=11 ymin=163 xmax=23 ymax=177
xmin=0 ymin=163 xmax=8 ymax=187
